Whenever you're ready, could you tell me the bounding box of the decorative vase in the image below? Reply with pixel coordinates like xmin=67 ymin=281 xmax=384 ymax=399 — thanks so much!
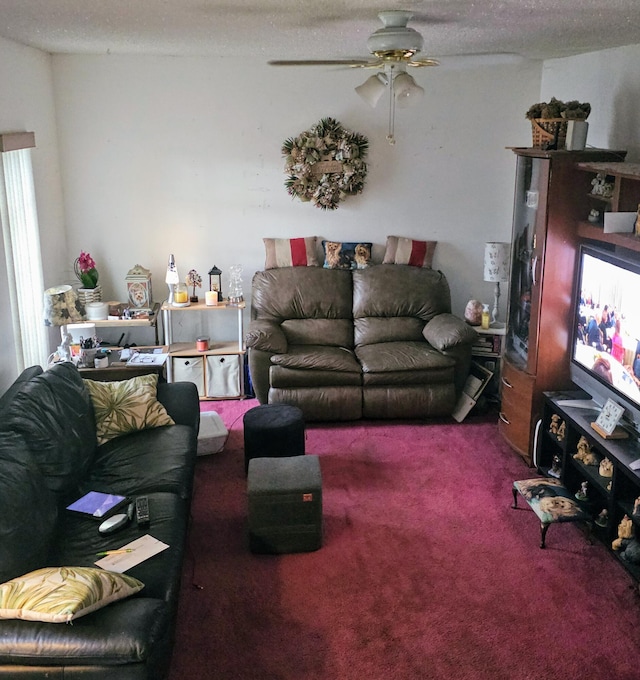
xmin=77 ymin=284 xmax=102 ymax=308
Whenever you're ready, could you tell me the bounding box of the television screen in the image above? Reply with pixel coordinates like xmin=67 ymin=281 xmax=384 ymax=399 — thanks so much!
xmin=572 ymin=245 xmax=640 ymax=422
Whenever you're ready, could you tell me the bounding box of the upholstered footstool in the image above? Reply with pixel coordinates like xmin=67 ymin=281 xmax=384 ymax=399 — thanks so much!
xmin=247 ymin=455 xmax=322 ymax=554
xmin=512 ymin=477 xmax=591 ymax=549
xmin=243 ymin=403 xmax=305 ymax=474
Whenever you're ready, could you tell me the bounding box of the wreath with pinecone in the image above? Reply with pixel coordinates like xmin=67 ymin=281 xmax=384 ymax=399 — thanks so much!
xmin=282 ymin=117 xmax=368 ymax=210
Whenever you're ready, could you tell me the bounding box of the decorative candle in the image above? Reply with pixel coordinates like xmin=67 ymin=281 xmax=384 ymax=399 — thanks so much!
xmin=196 ymin=337 xmax=209 ymax=352
xmin=205 ymin=290 xmax=218 ymax=306
xmin=174 ymin=285 xmax=188 ymax=304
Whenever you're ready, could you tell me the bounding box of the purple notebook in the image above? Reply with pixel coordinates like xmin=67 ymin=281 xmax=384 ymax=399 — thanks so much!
xmin=66 ymin=491 xmax=128 ymax=518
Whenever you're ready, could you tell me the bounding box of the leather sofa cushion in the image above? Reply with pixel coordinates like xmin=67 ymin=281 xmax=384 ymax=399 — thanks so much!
xmin=353 ymin=265 xmax=452 ymax=346
xmin=423 ymin=313 xmax=478 ymax=350
xmin=251 ymin=267 xmax=353 ymax=321
xmin=0 ymin=597 xmax=167 ymax=667
xmin=356 ymin=341 xmax=456 ymax=374
xmin=0 ymin=432 xmax=58 ymax=582
xmin=270 ymin=366 xmax=362 ymax=388
xmin=281 ymin=318 xmax=353 ymax=348
xmin=246 ymin=319 xmax=288 ymax=353
xmin=0 ymin=362 xmax=97 ymax=501
xmin=271 ymin=345 xmax=361 ymax=372
xmin=53 ymin=491 xmax=188 ymax=604
xmin=354 ymin=317 xmax=425 ymax=345
xmin=82 ymin=424 xmax=197 ymax=500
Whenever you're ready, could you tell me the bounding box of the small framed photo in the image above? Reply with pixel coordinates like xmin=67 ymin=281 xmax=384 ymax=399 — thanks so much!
xmin=594 ymin=398 xmax=625 ymax=436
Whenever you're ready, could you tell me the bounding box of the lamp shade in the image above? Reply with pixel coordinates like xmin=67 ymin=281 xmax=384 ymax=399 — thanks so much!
xmin=394 ymin=72 xmax=424 ymax=109
xmin=43 ymin=285 xmax=84 ymax=326
xmin=483 ymin=242 xmax=510 ymax=283
xmin=355 ymin=73 xmax=388 ymax=108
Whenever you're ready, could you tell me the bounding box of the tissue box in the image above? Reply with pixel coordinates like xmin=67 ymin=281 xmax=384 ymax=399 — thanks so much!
xmin=198 ymin=411 xmax=228 ymax=455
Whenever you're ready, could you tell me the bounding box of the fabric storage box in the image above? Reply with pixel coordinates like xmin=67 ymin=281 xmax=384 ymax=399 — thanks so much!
xmin=198 ymin=411 xmax=228 ymax=455
xmin=206 ymin=354 xmax=241 ymax=398
xmin=247 ymin=455 xmax=322 ymax=554
xmin=172 ymin=357 xmax=205 ymax=397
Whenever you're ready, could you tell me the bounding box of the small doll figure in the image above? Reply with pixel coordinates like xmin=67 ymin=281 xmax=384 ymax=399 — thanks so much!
xmin=575 ymin=481 xmax=588 ymax=501
xmin=556 ymin=420 xmax=566 ymax=442
xmin=596 ymin=509 xmax=609 ymax=528
xmin=549 ymin=455 xmax=562 ymax=478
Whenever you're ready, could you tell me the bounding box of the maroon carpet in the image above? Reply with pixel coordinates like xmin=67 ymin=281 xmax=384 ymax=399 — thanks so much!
xmin=170 ymin=400 xmax=640 ymax=679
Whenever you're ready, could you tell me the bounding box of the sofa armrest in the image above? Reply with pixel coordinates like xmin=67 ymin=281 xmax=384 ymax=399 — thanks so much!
xmin=157 ymin=381 xmax=200 ymax=433
xmin=422 ymin=313 xmax=477 ymax=351
xmin=245 ymin=319 xmax=288 ymax=354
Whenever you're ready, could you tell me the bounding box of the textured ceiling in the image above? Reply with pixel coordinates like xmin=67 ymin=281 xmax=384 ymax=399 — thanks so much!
xmin=0 ymin=0 xmax=638 ymax=62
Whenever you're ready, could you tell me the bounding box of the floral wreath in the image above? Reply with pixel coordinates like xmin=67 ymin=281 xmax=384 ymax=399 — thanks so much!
xmin=282 ymin=117 xmax=368 ymax=210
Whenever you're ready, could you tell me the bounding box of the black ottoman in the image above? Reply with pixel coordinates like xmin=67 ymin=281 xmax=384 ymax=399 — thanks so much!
xmin=247 ymin=455 xmax=322 ymax=554
xmin=243 ymin=404 xmax=305 ymax=474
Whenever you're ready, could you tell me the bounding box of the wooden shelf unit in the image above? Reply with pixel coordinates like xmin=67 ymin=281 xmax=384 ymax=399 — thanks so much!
xmin=161 ymin=300 xmax=245 ymax=399
xmin=538 ymin=392 xmax=640 ymax=581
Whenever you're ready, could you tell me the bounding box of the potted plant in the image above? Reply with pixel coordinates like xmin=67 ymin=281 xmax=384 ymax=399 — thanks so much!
xmin=526 ymin=97 xmax=591 ymax=149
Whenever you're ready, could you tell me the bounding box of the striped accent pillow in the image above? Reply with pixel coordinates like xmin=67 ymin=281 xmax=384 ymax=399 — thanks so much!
xmin=264 ymin=237 xmax=320 ymax=269
xmin=382 ymin=236 xmax=437 ymax=268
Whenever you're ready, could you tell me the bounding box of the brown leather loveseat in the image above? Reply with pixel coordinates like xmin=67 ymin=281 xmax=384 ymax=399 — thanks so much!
xmin=246 ymin=264 xmax=477 ymax=420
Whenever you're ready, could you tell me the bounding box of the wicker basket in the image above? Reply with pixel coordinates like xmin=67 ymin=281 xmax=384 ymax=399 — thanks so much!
xmin=531 ymin=118 xmax=568 ymax=149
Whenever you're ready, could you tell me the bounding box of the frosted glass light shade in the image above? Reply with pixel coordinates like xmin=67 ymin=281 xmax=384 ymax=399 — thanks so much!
xmin=394 ymin=72 xmax=424 ymax=109
xmin=355 ymin=73 xmax=388 ymax=108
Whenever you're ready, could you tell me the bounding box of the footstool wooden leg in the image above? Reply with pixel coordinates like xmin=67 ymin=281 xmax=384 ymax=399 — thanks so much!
xmin=512 ymin=487 xmax=518 ymax=509
xmin=540 ymin=522 xmax=550 ymax=549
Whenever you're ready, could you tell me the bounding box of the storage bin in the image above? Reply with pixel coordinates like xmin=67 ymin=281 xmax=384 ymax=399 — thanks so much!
xmin=206 ymin=354 xmax=241 ymax=398
xmin=172 ymin=357 xmax=205 ymax=397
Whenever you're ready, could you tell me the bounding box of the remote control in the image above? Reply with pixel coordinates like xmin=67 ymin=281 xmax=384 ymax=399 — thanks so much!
xmin=135 ymin=496 xmax=150 ymax=526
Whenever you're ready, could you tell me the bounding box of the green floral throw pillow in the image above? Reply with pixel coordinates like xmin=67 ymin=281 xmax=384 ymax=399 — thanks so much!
xmin=84 ymin=374 xmax=175 ymax=445
xmin=0 ymin=566 xmax=144 ymax=623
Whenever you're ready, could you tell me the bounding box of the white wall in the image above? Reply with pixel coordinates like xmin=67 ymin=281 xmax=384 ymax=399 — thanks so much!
xmin=540 ymin=44 xmax=640 ymax=161
xmin=0 ymin=36 xmax=67 ymax=393
xmin=4 ymin=39 xmax=639 ymax=393
xmin=50 ymin=54 xmax=539 ymax=344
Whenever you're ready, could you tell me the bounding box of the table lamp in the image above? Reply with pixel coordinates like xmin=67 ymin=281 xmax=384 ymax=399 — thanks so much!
xmin=43 ymin=285 xmax=84 ymax=361
xmin=483 ymin=242 xmax=510 ymax=327
xmin=165 ymin=254 xmax=179 ymax=305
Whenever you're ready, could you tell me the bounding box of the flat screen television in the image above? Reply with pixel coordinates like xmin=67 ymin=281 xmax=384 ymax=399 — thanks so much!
xmin=569 ymin=244 xmax=640 ymax=434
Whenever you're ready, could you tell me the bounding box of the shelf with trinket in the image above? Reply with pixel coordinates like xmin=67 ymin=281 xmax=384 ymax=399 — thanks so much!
xmin=536 ymin=391 xmax=640 ymax=581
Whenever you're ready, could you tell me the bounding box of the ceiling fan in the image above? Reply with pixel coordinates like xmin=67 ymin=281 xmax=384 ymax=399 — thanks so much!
xmin=269 ymin=10 xmax=440 ymax=145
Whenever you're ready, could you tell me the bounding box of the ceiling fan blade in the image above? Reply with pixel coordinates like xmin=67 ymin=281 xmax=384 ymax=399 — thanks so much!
xmin=268 ymin=59 xmax=374 ymax=67
xmin=407 ymin=58 xmax=440 ymax=67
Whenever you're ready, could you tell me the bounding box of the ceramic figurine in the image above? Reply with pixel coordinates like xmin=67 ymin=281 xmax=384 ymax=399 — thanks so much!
xmin=549 ymin=414 xmax=560 ymax=436
xmin=556 ymin=420 xmax=566 ymax=441
xmin=549 ymin=455 xmax=562 ymax=478
xmin=575 ymin=481 xmax=588 ymax=501
xmin=599 ymin=457 xmax=614 ymax=478
xmin=596 ymin=509 xmax=609 ymax=527
xmin=573 ymin=436 xmax=598 ymax=465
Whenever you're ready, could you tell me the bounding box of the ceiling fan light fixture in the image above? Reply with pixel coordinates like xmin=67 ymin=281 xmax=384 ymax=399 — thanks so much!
xmin=394 ymin=72 xmax=424 ymax=108
xmin=355 ymin=73 xmax=389 ymax=108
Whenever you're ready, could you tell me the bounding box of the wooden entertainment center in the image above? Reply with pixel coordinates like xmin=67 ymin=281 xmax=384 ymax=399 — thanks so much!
xmin=499 ymin=148 xmax=640 ymax=465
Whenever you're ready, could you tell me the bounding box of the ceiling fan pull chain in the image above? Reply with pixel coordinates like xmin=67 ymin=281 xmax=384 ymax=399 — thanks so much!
xmin=387 ymin=65 xmax=396 ymax=145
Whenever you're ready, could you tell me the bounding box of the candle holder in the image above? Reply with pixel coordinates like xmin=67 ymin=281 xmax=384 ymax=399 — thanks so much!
xmin=208 ymin=265 xmax=223 ymax=302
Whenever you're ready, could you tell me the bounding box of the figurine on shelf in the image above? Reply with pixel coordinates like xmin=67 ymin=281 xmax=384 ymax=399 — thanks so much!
xmin=549 ymin=414 xmax=560 ymax=436
xmin=599 ymin=457 xmax=614 ymax=478
xmin=590 ymin=173 xmax=614 ymax=199
xmin=612 ymin=515 xmax=634 ymax=551
xmin=596 ymin=509 xmax=609 ymax=528
xmin=556 ymin=420 xmax=566 ymax=442
xmin=549 ymin=455 xmax=562 ymax=478
xmin=633 ymin=496 xmax=640 ymax=520
xmin=186 ymin=269 xmax=202 ymax=303
xmin=575 ymin=481 xmax=589 ymax=501
xmin=573 ymin=436 xmax=599 ymax=466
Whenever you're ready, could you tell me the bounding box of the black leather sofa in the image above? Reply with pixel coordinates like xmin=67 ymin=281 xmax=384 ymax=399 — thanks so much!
xmin=0 ymin=361 xmax=199 ymax=679
xmin=246 ymin=264 xmax=477 ymax=420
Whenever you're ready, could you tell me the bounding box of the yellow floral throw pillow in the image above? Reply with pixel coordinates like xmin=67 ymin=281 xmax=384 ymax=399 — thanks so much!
xmin=84 ymin=374 xmax=175 ymax=445
xmin=0 ymin=566 xmax=144 ymax=623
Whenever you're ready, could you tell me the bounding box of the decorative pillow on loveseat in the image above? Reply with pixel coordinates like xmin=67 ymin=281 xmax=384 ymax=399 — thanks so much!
xmin=322 ymin=241 xmax=372 ymax=269
xmin=383 ymin=236 xmax=437 ymax=268
xmin=0 ymin=566 xmax=144 ymax=623
xmin=264 ymin=237 xmax=319 ymax=269
xmin=84 ymin=374 xmax=174 ymax=445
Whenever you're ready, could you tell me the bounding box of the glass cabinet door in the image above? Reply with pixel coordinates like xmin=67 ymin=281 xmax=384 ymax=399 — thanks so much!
xmin=506 ymin=155 xmax=548 ymax=371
